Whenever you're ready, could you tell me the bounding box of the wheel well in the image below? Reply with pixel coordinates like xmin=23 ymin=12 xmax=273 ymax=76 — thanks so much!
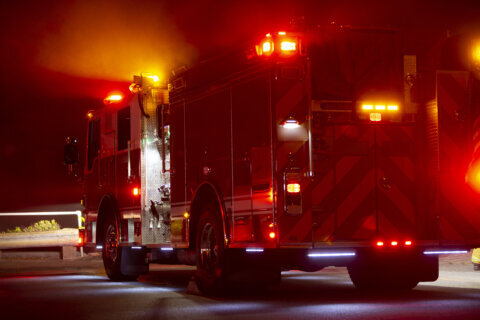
xmin=96 ymin=195 xmax=119 ymax=246
xmin=189 ymin=183 xmax=226 ymax=250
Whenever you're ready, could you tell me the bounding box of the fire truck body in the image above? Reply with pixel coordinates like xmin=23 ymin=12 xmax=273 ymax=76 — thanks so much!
xmin=79 ymin=26 xmax=480 ymax=290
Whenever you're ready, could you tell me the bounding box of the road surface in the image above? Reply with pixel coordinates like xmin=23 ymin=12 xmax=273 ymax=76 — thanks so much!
xmin=0 ymin=252 xmax=479 ymax=319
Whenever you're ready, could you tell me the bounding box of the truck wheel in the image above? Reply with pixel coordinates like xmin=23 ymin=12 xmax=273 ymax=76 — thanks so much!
xmin=195 ymin=205 xmax=227 ymax=294
xmin=347 ymin=264 xmax=418 ymax=290
xmin=102 ymin=217 xmax=138 ymax=281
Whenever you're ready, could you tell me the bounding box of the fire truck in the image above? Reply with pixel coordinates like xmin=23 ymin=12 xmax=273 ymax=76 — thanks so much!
xmin=65 ymin=26 xmax=480 ymax=293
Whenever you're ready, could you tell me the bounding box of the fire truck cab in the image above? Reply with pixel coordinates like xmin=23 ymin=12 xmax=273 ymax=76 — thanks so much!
xmin=71 ymin=26 xmax=480 ymax=293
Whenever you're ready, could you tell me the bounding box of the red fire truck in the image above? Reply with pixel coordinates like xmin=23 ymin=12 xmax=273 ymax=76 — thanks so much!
xmin=65 ymin=26 xmax=480 ymax=293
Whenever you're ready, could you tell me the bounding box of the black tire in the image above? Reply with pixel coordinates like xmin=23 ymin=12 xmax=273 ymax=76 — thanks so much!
xmin=195 ymin=205 xmax=226 ymax=294
xmin=347 ymin=264 xmax=419 ymax=291
xmin=102 ymin=216 xmax=138 ymax=281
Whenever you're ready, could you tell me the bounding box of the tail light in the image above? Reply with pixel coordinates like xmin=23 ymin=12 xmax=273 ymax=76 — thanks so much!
xmin=132 ymin=187 xmax=140 ymax=197
xmin=376 ymin=239 xmax=413 ymax=248
xmin=77 ymin=229 xmax=85 ymax=247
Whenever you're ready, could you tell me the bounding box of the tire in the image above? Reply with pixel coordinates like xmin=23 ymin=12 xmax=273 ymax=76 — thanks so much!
xmin=348 ymin=263 xmax=419 ymax=291
xmin=195 ymin=205 xmax=226 ymax=294
xmin=102 ymin=216 xmax=138 ymax=281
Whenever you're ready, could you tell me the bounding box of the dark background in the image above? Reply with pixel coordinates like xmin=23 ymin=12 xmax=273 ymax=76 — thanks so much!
xmin=0 ymin=0 xmax=479 ymax=212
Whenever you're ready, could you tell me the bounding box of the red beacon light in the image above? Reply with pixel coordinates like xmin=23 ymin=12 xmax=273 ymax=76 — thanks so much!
xmin=132 ymin=187 xmax=140 ymax=197
xmin=104 ymin=94 xmax=123 ymax=105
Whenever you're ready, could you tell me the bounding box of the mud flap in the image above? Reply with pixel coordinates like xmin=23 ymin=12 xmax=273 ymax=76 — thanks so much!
xmin=120 ymin=247 xmax=149 ymax=276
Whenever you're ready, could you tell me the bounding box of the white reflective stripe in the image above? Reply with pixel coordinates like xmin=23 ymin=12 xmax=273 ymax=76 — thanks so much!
xmin=131 ymin=246 xmax=143 ymax=250
xmin=0 ymin=211 xmax=82 ymax=216
xmin=246 ymin=248 xmax=264 ymax=253
xmin=423 ymin=250 xmax=468 ymax=255
xmin=161 ymin=247 xmax=174 ymax=251
xmin=308 ymin=252 xmax=356 ymax=258
xmin=96 ymin=245 xmax=103 ymax=250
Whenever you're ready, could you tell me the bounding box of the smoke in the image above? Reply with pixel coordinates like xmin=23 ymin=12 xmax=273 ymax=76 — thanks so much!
xmin=35 ymin=0 xmax=197 ymax=83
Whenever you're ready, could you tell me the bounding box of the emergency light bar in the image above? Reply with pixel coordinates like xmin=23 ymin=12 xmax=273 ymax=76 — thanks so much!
xmin=256 ymin=31 xmax=301 ymax=57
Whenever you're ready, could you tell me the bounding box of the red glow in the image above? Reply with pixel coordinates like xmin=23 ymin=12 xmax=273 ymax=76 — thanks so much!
xmin=269 ymin=232 xmax=276 ymax=239
xmin=405 ymin=240 xmax=412 ymax=246
xmin=132 ymin=187 xmax=140 ymax=197
xmin=370 ymin=113 xmax=382 ymax=122
xmin=391 ymin=241 xmax=398 ymax=246
xmin=466 ymin=161 xmax=480 ymax=193
xmin=104 ymin=94 xmax=123 ymax=104
xmin=78 ymin=237 xmax=83 ymax=245
xmin=376 ymin=241 xmax=384 ymax=247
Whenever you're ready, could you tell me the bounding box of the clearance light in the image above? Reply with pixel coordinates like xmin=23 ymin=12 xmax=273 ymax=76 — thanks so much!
xmin=370 ymin=113 xmax=382 ymax=122
xmin=104 ymin=94 xmax=123 ymax=104
xmin=281 ymin=41 xmax=296 ymax=51
xmin=376 ymin=241 xmax=384 ymax=247
xmin=405 ymin=240 xmax=413 ymax=246
xmin=246 ymin=248 xmax=264 ymax=253
xmin=269 ymin=231 xmax=276 ymax=239
xmin=286 ymin=183 xmax=301 ymax=193
xmin=184 ymin=212 xmax=190 ymax=219
xmin=86 ymin=111 xmax=94 ymax=119
xmin=132 ymin=187 xmax=140 ymax=197
xmin=375 ymin=105 xmax=386 ymax=111
xmin=424 ymin=250 xmax=468 ymax=255
xmin=391 ymin=241 xmax=398 ymax=246
xmin=308 ymin=252 xmax=356 ymax=258
xmin=362 ymin=105 xmax=374 ymax=110
xmin=96 ymin=245 xmax=103 ymax=250
xmin=282 ymin=118 xmax=301 ymax=129
xmin=387 ymin=105 xmax=398 ymax=111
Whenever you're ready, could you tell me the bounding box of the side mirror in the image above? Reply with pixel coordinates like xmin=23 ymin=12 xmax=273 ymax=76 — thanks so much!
xmin=64 ymin=136 xmax=79 ymax=165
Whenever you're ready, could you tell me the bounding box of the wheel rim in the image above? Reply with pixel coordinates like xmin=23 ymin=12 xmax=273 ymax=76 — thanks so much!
xmin=105 ymin=224 xmax=118 ymax=263
xmin=199 ymin=221 xmax=218 ymax=274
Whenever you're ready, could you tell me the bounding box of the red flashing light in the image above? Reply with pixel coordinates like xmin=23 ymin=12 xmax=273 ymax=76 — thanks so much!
xmin=104 ymin=94 xmax=123 ymax=104
xmin=286 ymin=183 xmax=301 ymax=193
xmin=370 ymin=113 xmax=382 ymax=122
xmin=132 ymin=187 xmax=140 ymax=197
xmin=391 ymin=241 xmax=398 ymax=246
xmin=405 ymin=240 xmax=413 ymax=246
xmin=281 ymin=41 xmax=296 ymax=52
xmin=376 ymin=241 xmax=384 ymax=247
xmin=269 ymin=231 xmax=276 ymax=239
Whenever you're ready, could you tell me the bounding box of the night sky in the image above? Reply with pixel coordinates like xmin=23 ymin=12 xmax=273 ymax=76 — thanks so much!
xmin=0 ymin=0 xmax=479 ymax=212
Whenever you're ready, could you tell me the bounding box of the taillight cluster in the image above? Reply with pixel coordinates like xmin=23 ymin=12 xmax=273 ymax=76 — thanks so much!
xmin=256 ymin=31 xmax=301 ymax=57
xmin=376 ymin=240 xmax=413 ymax=247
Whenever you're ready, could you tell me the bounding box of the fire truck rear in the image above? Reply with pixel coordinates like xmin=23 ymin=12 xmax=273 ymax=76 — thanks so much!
xmin=68 ymin=26 xmax=480 ymax=293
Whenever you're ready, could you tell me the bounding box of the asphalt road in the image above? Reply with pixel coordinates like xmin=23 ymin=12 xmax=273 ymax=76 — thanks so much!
xmin=0 ymin=253 xmax=479 ymax=320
